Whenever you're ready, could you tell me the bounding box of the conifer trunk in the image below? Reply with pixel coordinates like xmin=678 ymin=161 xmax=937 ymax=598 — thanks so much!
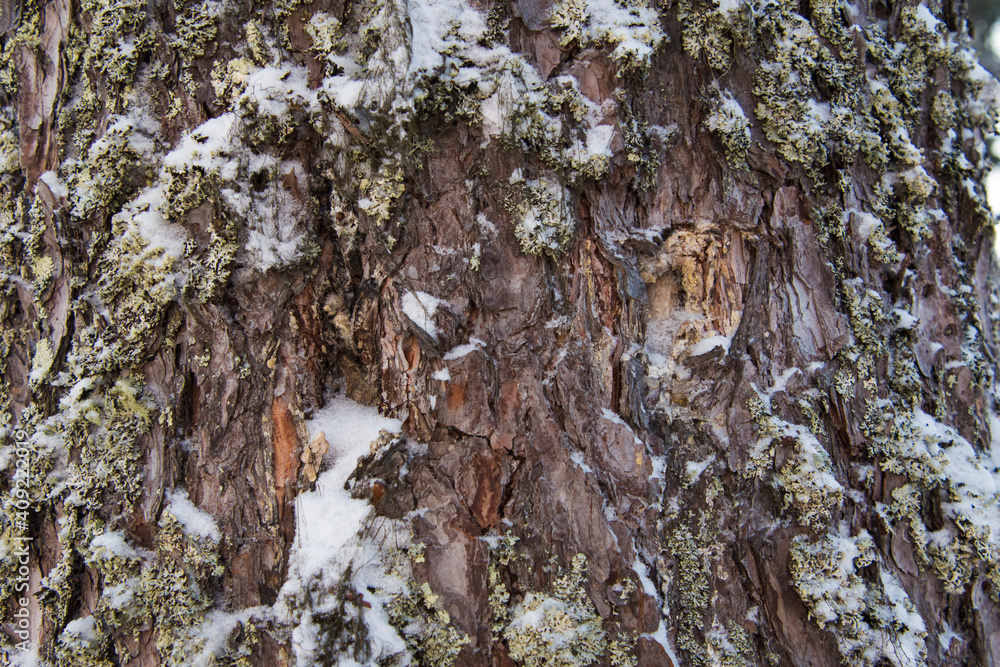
xmin=3 ymin=0 xmax=1000 ymax=666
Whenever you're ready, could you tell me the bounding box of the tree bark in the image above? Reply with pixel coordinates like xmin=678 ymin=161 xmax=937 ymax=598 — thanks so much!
xmin=2 ymin=0 xmax=1000 ymax=666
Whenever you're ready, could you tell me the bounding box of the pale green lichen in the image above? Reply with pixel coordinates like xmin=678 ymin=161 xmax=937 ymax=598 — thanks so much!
xmin=705 ymin=620 xmax=755 ymax=667
xmin=484 ymin=61 xmax=618 ymax=182
xmin=668 ymin=524 xmax=712 ymax=667
xmin=551 ymin=0 xmax=586 ymax=46
xmin=93 ymin=228 xmax=181 ymax=372
xmin=358 ymin=161 xmax=406 ymax=227
xmin=211 ymin=58 xmax=253 ymax=104
xmin=65 ymin=117 xmax=153 ymax=221
xmin=0 ymin=110 xmax=20 ymax=174
xmin=810 ymin=0 xmax=855 ymax=58
xmin=97 ymin=511 xmax=222 ymax=663
xmin=833 ymin=367 xmax=855 ymax=396
xmin=168 ymin=1 xmax=220 ymax=96
xmin=931 ymin=91 xmax=958 ymax=130
xmin=0 ymin=0 xmax=42 ymax=96
xmin=244 ymin=21 xmax=274 ymax=66
xmin=386 ymin=581 xmax=469 ymax=667
xmin=55 ymin=614 xmax=116 ymax=667
xmin=31 ymin=255 xmax=54 ymax=295
xmin=791 ymin=532 xmax=928 ymax=667
xmin=677 ymin=0 xmax=734 ymax=72
xmin=609 ymin=631 xmax=638 ymax=667
xmin=57 ymin=0 xmax=155 ymax=151
xmin=306 ymin=12 xmax=343 ymax=58
xmin=704 ymin=87 xmax=751 ymax=167
xmin=746 ymin=379 xmax=844 ymax=528
xmin=513 ymin=178 xmax=576 ymax=258
xmin=504 ymin=554 xmax=606 ymax=667
xmin=30 ymin=339 xmax=55 ymax=385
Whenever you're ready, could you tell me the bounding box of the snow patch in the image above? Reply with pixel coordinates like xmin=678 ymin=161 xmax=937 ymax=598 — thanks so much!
xmin=277 ymin=396 xmax=407 ymax=666
xmin=684 ymin=454 xmax=716 ymax=486
xmin=444 ymin=337 xmax=485 ymax=360
xmin=164 ymin=490 xmax=221 ymax=542
xmin=689 ymin=334 xmax=732 ymax=357
xmin=402 ymin=291 xmax=443 ymax=339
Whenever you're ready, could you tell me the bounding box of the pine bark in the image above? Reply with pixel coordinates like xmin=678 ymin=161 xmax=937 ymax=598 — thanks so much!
xmin=2 ymin=0 xmax=1000 ymax=666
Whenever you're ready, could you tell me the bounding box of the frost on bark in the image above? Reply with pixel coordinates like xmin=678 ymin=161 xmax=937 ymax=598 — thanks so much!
xmin=2 ymin=0 xmax=1000 ymax=666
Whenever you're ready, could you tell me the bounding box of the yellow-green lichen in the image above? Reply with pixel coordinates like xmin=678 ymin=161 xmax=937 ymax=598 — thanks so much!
xmin=790 ymin=532 xmax=928 ymax=667
xmin=513 ymin=177 xmax=575 ymax=258
xmin=668 ymin=524 xmax=712 ymax=667
xmin=704 ymin=87 xmax=751 ymax=167
xmin=386 ymin=580 xmax=469 ymax=667
xmin=504 ymin=553 xmax=606 ymax=667
xmin=706 ymin=620 xmax=756 ymax=667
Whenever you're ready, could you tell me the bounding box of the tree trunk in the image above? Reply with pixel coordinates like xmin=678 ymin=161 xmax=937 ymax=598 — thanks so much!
xmin=3 ymin=0 xmax=1000 ymax=665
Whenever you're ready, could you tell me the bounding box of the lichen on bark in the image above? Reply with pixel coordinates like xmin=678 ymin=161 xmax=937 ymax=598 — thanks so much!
xmin=2 ymin=0 xmax=1000 ymax=665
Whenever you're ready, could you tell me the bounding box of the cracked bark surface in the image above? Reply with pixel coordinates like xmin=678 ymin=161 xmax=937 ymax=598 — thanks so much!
xmin=4 ymin=0 xmax=1000 ymax=665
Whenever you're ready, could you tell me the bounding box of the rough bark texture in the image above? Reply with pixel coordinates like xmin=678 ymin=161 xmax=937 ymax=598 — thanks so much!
xmin=2 ymin=0 xmax=1000 ymax=666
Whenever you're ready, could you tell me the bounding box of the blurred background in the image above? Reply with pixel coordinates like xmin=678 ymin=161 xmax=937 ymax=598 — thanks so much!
xmin=970 ymin=0 xmax=1000 ymax=75
xmin=972 ymin=0 xmax=1000 ymax=211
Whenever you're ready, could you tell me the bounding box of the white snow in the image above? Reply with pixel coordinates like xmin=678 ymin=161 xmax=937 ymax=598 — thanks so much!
xmin=432 ymin=368 xmax=451 ymax=381
xmin=476 ymin=213 xmax=498 ymax=235
xmin=601 ymin=408 xmax=643 ymax=445
xmin=570 ymin=450 xmax=594 ymax=474
xmin=8 ymin=647 xmax=41 ymax=667
xmin=164 ymin=490 xmax=222 ymax=542
xmin=118 ymin=185 xmax=189 ymax=260
xmin=633 ymin=558 xmax=680 ymax=666
xmin=938 ymin=622 xmax=959 ymax=651
xmin=277 ymin=396 xmax=406 ymax=666
xmin=444 ymin=337 xmax=485 ymax=360
xmin=401 ymin=291 xmax=443 ymax=339
xmin=878 ymin=568 xmax=927 ymax=667
xmin=241 ymin=66 xmax=320 ymax=118
xmin=163 ymin=113 xmax=238 ymax=175
xmin=62 ymin=615 xmax=98 ymax=641
xmin=752 ymin=367 xmax=801 ymax=403
xmin=914 ymin=4 xmax=941 ymax=31
xmin=717 ymin=0 xmax=743 ymax=15
xmin=893 ymin=309 xmax=918 ymax=330
xmin=572 ymin=0 xmax=665 ymax=62
xmin=407 ymin=0 xmax=487 ymax=76
xmin=849 ymin=209 xmax=882 ymax=243
xmin=38 ymin=170 xmax=68 ymax=201
xmin=585 ymin=125 xmax=615 ymax=156
xmin=90 ymin=531 xmax=144 ymax=560
xmin=689 ymin=334 xmax=732 ymax=357
xmin=684 ymin=454 xmax=716 ymax=486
